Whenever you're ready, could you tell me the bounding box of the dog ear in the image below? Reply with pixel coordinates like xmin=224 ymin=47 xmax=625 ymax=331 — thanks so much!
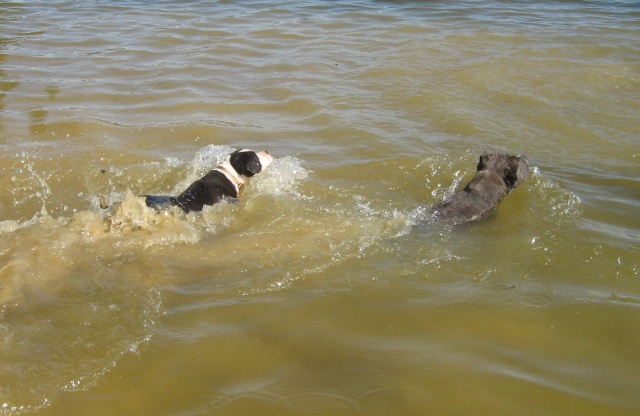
xmin=477 ymin=152 xmax=490 ymax=171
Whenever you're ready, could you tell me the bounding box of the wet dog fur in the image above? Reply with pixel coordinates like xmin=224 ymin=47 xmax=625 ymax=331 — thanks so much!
xmin=434 ymin=153 xmax=529 ymax=224
xmin=143 ymin=149 xmax=272 ymax=213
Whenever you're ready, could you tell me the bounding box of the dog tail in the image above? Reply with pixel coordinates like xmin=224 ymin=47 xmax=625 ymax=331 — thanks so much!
xmin=141 ymin=195 xmax=175 ymax=211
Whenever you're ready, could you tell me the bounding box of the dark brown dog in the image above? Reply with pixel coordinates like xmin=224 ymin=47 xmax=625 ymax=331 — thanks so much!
xmin=433 ymin=153 xmax=529 ymax=224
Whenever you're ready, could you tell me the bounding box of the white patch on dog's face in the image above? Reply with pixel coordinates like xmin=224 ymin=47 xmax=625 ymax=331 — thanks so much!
xmin=256 ymin=151 xmax=272 ymax=169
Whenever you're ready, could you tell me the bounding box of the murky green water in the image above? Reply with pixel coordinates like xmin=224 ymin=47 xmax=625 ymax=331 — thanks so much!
xmin=1 ymin=1 xmax=639 ymax=415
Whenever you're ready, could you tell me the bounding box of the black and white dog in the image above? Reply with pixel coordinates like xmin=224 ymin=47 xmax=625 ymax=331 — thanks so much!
xmin=144 ymin=149 xmax=272 ymax=213
xmin=433 ymin=153 xmax=529 ymax=224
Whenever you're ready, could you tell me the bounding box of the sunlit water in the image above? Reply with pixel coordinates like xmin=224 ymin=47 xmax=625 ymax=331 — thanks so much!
xmin=1 ymin=1 xmax=639 ymax=415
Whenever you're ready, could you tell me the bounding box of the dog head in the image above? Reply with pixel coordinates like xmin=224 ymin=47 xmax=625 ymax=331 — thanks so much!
xmin=229 ymin=149 xmax=273 ymax=177
xmin=477 ymin=153 xmax=529 ymax=191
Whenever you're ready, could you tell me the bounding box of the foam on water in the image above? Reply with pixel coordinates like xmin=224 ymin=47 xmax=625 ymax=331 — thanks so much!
xmin=0 ymin=149 xmax=583 ymax=315
xmin=0 ymin=146 xmax=314 ymax=414
xmin=251 ymin=155 xmax=310 ymax=198
xmin=169 ymin=144 xmax=235 ymax=194
xmin=2 ymin=146 xmax=310 ymax=233
xmin=530 ymin=166 xmax=582 ymax=219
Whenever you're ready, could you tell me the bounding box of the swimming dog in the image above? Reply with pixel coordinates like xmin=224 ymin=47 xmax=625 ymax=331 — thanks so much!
xmin=433 ymin=153 xmax=529 ymax=224
xmin=143 ymin=149 xmax=272 ymax=213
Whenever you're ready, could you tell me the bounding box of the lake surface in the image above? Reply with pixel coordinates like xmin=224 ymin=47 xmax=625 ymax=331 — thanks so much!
xmin=1 ymin=1 xmax=639 ymax=415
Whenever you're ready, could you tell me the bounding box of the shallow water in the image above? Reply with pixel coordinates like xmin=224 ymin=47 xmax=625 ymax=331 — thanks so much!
xmin=1 ymin=1 xmax=639 ymax=415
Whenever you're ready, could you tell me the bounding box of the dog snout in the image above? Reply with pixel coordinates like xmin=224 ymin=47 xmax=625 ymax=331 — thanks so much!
xmin=513 ymin=155 xmax=530 ymax=187
xmin=257 ymin=151 xmax=273 ymax=168
xmin=517 ymin=155 xmax=529 ymax=171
